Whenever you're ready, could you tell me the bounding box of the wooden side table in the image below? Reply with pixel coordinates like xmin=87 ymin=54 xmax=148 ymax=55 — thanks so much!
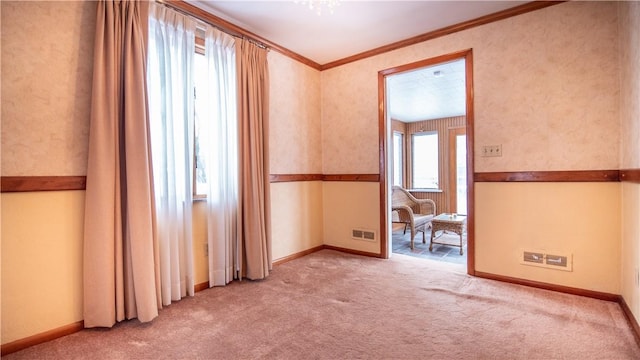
xmin=429 ymin=213 xmax=467 ymax=255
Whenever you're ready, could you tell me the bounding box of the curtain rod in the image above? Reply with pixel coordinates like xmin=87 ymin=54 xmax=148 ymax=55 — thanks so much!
xmin=154 ymin=0 xmax=269 ymax=50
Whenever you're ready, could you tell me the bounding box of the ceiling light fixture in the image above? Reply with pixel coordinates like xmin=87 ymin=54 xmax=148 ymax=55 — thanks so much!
xmin=295 ymin=0 xmax=340 ymax=16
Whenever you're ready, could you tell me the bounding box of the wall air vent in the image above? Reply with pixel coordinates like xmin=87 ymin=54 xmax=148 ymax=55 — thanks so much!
xmin=520 ymin=249 xmax=572 ymax=272
xmin=523 ymin=251 xmax=544 ymax=264
xmin=352 ymin=229 xmax=376 ymax=242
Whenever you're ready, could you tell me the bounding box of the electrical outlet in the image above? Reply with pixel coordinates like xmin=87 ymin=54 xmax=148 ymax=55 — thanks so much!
xmin=482 ymin=145 xmax=502 ymax=157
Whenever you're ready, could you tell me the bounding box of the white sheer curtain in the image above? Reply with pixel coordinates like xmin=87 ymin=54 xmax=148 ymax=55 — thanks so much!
xmin=147 ymin=3 xmax=195 ymax=304
xmin=202 ymin=27 xmax=239 ymax=287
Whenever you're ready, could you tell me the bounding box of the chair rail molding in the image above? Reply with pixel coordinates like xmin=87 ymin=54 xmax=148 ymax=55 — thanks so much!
xmin=1 ymin=176 xmax=87 ymax=192
xmin=474 ymin=170 xmax=620 ymax=182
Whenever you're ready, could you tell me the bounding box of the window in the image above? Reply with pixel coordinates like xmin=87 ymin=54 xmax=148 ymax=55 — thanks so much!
xmin=194 ymin=51 xmax=207 ymax=196
xmin=191 ymin=33 xmax=237 ymax=199
xmin=392 ymin=132 xmax=403 ymax=186
xmin=412 ymin=132 xmax=439 ymax=189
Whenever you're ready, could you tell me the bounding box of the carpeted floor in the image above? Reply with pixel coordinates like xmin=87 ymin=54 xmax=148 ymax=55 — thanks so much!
xmin=5 ymin=250 xmax=640 ymax=359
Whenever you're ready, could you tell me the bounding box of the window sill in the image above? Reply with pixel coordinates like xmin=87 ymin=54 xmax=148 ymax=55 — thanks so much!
xmin=408 ymin=188 xmax=443 ymax=193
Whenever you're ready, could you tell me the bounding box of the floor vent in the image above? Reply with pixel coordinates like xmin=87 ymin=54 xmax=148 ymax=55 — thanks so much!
xmin=352 ymin=229 xmax=376 ymax=242
xmin=520 ymin=249 xmax=572 ymax=272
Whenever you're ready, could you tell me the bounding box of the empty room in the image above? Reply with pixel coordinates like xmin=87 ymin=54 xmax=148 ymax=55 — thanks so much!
xmin=2 ymin=0 xmax=640 ymax=358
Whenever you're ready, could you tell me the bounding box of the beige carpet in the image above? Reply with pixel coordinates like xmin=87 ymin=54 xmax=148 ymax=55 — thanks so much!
xmin=5 ymin=250 xmax=640 ymax=359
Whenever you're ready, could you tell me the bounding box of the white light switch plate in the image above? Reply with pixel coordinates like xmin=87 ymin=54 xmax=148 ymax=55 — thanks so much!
xmin=482 ymin=145 xmax=502 ymax=157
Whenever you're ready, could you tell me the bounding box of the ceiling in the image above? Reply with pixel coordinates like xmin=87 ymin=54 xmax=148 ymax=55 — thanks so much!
xmin=186 ymin=0 xmax=528 ymax=122
xmin=387 ymin=58 xmax=466 ymax=122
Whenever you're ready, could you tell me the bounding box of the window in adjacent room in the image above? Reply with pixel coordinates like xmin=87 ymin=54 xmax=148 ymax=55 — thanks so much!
xmin=412 ymin=131 xmax=439 ymax=189
xmin=392 ymin=131 xmax=404 ymax=187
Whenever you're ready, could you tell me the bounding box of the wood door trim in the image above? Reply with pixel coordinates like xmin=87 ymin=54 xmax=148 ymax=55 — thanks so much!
xmin=378 ymin=49 xmax=475 ymax=272
xmin=447 ymin=127 xmax=466 ymax=213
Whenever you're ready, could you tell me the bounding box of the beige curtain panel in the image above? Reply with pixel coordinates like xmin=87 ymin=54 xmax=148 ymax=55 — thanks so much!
xmin=83 ymin=0 xmax=161 ymax=328
xmin=236 ymin=39 xmax=272 ymax=280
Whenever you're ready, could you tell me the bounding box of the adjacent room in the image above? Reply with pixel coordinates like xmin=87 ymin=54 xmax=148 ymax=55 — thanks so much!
xmin=387 ymin=57 xmax=469 ymax=266
xmin=2 ymin=0 xmax=639 ymax=358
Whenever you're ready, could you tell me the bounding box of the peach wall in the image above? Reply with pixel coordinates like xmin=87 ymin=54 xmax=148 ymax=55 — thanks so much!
xmin=621 ymin=183 xmax=640 ymax=318
xmin=195 ymin=181 xmax=327 ymax=284
xmin=322 ymin=1 xmax=620 ymax=174
xmin=619 ymin=2 xmax=640 ymax=324
xmin=619 ymin=2 xmax=640 ymax=170
xmin=473 ymin=3 xmax=619 ymax=172
xmin=1 ymin=1 xmax=95 ymax=176
xmin=191 ymin=50 xmax=325 ymax=286
xmin=192 ymin=201 xmax=208 ymax=285
xmin=271 ymin=182 xmax=324 ymax=260
xmin=267 ymin=48 xmax=325 ymax=265
xmin=320 ymin=2 xmax=624 ymax=295
xmin=268 ymin=51 xmax=322 ymax=174
xmin=268 ymin=50 xmax=325 ymax=259
xmin=475 ymin=182 xmax=621 ymax=294
xmin=1 ymin=0 xmax=636 ymax=346
xmin=1 ymin=191 xmax=85 ymax=344
xmin=0 ymin=2 xmax=323 ymax=345
xmin=322 ymin=182 xmax=380 ymax=254
xmin=1 ymin=1 xmax=95 ymax=345
xmin=0 ymin=192 xmax=210 ymax=344
xmin=321 ymin=63 xmax=380 ymax=175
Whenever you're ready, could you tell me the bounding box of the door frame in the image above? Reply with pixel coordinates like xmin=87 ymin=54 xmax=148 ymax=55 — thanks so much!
xmin=448 ymin=126 xmax=467 ymax=214
xmin=377 ymin=49 xmax=475 ymax=276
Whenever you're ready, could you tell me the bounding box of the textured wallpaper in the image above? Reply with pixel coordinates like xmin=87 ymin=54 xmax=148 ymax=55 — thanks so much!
xmin=1 ymin=1 xmax=95 ymax=176
xmin=321 ymin=61 xmax=381 ymax=174
xmin=1 ymin=1 xmax=627 ymax=176
xmin=268 ymin=51 xmax=323 ymax=174
xmin=618 ymin=1 xmax=640 ymax=326
xmin=322 ymin=1 xmax=621 ymax=173
xmin=619 ymin=2 xmax=640 ymax=169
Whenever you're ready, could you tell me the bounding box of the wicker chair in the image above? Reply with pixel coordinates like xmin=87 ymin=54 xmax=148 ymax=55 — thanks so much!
xmin=392 ymin=186 xmax=436 ymax=249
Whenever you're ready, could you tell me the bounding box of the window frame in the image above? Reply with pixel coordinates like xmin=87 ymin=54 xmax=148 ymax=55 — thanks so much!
xmin=392 ymin=131 xmax=404 ymax=187
xmin=410 ymin=131 xmax=440 ymax=190
xmin=193 ymin=36 xmax=207 ymax=199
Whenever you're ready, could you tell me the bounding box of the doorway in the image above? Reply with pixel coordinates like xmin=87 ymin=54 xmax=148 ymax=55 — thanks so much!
xmin=378 ymin=49 xmax=475 ymax=275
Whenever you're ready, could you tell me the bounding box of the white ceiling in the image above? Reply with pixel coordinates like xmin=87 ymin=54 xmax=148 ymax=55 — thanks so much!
xmin=387 ymin=58 xmax=466 ymax=122
xmin=186 ymin=0 xmax=527 ymax=122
